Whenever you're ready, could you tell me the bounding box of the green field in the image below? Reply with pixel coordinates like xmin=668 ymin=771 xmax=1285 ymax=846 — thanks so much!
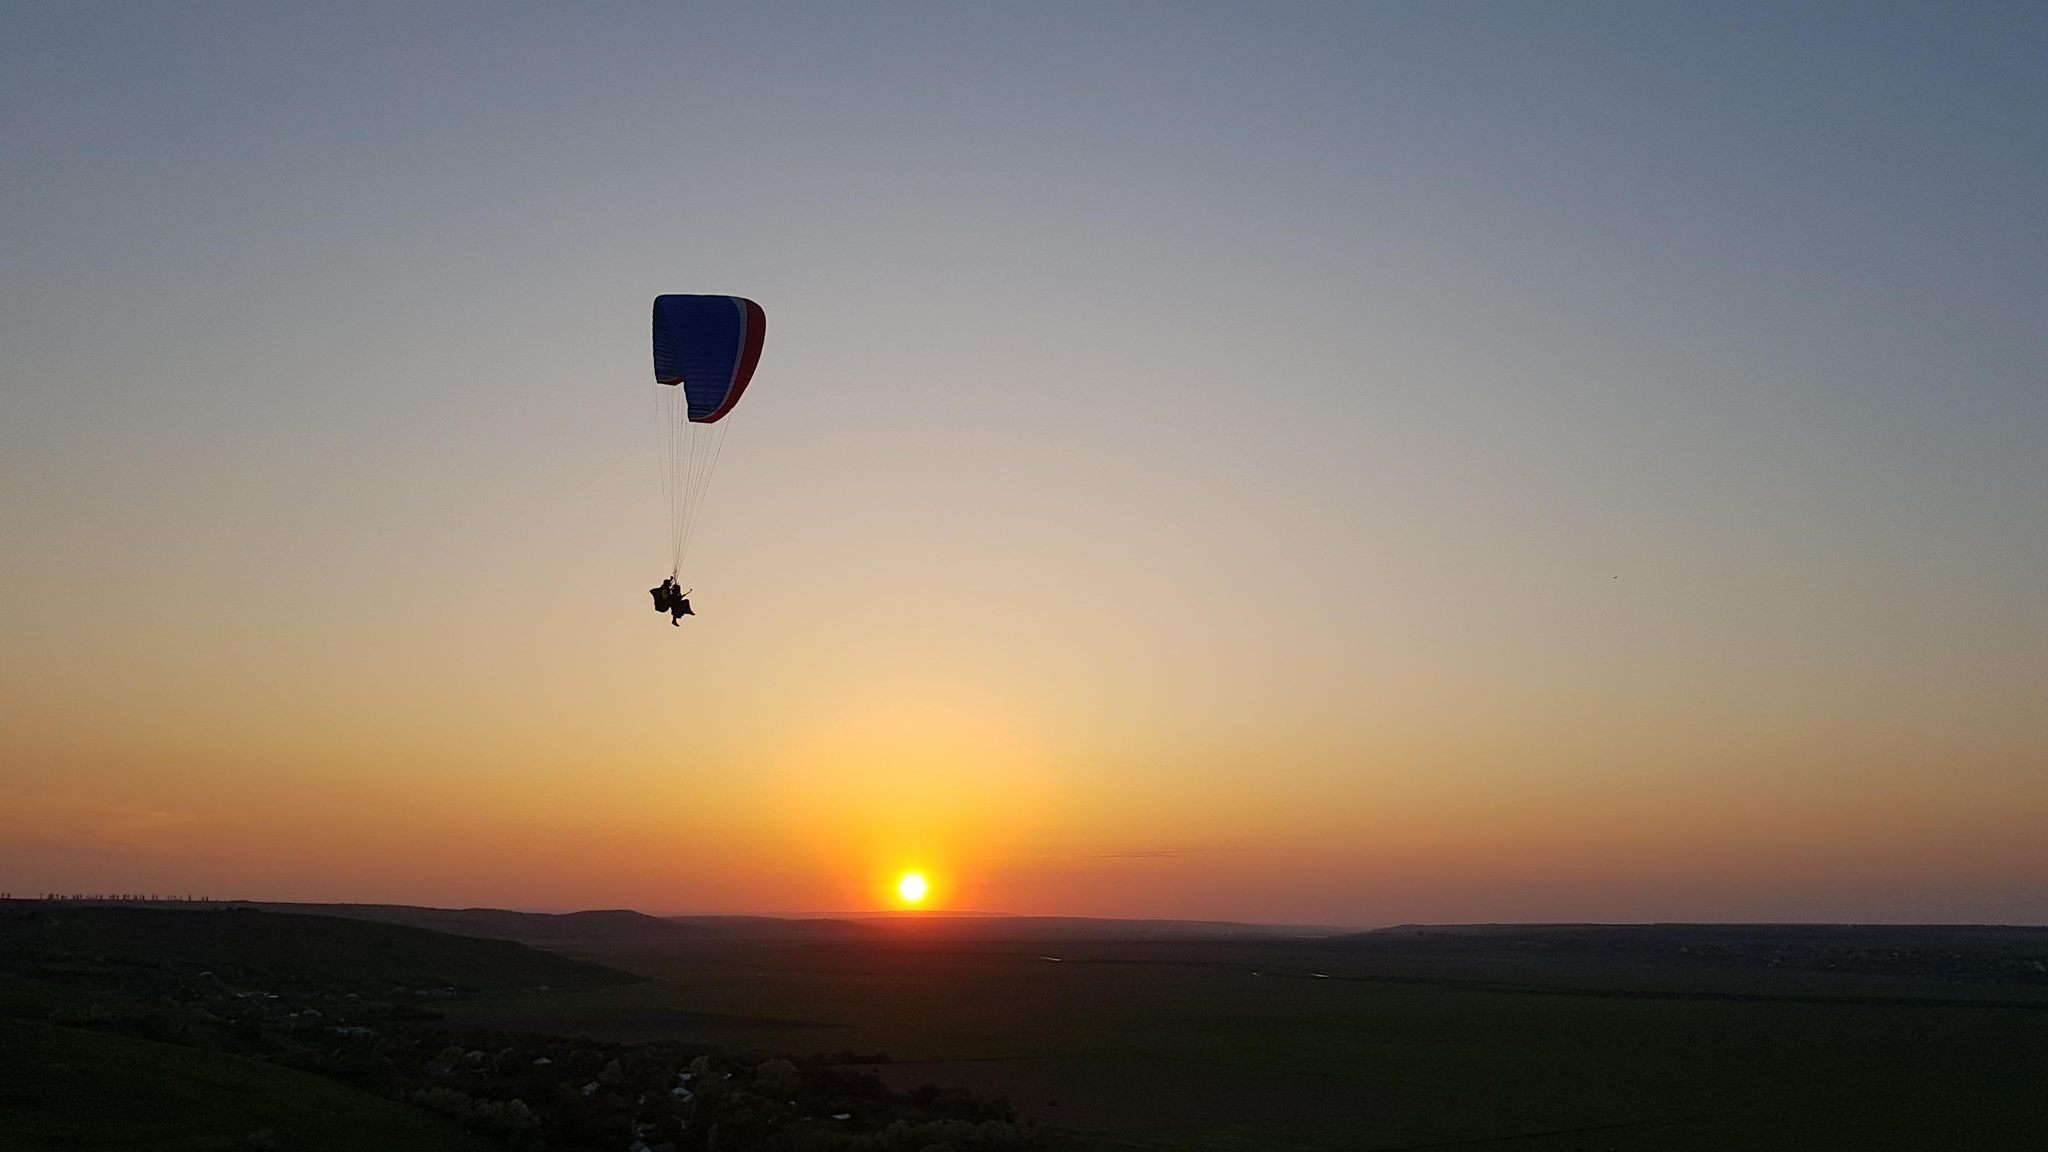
xmin=439 ymin=925 xmax=2048 ymax=1151
xmin=0 ymin=904 xmax=612 ymax=1152
xmin=0 ymin=1017 xmax=492 ymax=1152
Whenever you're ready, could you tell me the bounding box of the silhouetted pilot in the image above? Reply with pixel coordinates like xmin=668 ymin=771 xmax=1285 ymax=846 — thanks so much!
xmin=650 ymin=578 xmax=694 ymax=625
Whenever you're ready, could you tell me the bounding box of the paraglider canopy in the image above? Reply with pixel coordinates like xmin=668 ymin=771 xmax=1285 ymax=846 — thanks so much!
xmin=649 ymin=293 xmax=765 ymax=582
xmin=652 ymin=294 xmax=766 ymax=422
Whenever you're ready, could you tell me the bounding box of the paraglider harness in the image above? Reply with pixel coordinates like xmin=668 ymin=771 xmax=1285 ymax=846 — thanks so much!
xmin=650 ymin=578 xmax=694 ymax=625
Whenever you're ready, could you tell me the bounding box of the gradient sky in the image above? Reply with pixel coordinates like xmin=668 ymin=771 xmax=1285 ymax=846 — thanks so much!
xmin=4 ymin=2 xmax=2045 ymax=924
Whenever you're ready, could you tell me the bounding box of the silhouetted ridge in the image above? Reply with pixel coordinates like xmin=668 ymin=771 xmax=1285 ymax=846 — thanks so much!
xmin=0 ymin=903 xmax=635 ymax=991
xmin=249 ymin=902 xmax=704 ymax=945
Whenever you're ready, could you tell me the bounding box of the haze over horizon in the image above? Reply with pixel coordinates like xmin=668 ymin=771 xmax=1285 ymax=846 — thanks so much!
xmin=4 ymin=3 xmax=2045 ymax=926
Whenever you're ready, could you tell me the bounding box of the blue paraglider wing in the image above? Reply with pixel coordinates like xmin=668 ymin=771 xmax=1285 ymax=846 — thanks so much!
xmin=651 ymin=294 xmax=766 ymax=423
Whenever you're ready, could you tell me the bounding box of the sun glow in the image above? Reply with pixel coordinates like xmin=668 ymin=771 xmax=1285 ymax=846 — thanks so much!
xmin=896 ymin=870 xmax=929 ymax=906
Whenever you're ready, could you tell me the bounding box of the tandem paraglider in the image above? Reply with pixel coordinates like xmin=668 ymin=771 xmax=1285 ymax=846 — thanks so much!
xmin=649 ymin=578 xmax=693 ymax=626
xmin=648 ymin=294 xmax=765 ymax=626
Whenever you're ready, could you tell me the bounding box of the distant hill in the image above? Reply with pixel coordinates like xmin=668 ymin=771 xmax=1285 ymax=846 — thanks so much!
xmin=1341 ymin=921 xmax=2048 ymax=955
xmin=0 ymin=904 xmax=635 ymax=993
xmin=152 ymin=902 xmax=1349 ymax=946
xmin=1325 ymin=922 xmax=2048 ymax=993
xmin=250 ymin=902 xmax=701 ymax=947
xmin=662 ymin=915 xmax=880 ymax=940
xmin=835 ymin=914 xmax=1341 ymax=941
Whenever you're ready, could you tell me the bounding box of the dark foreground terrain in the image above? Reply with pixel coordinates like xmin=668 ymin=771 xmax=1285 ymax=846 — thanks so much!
xmin=0 ymin=903 xmax=1041 ymax=1152
xmin=6 ymin=903 xmax=2046 ymax=1151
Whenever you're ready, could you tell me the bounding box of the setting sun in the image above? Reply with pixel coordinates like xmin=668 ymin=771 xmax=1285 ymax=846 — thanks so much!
xmin=896 ymin=871 xmax=929 ymax=906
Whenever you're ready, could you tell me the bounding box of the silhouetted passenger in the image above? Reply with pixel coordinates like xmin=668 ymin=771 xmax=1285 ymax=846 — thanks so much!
xmin=650 ymin=577 xmax=683 ymax=615
xmin=670 ymin=590 xmax=694 ymax=625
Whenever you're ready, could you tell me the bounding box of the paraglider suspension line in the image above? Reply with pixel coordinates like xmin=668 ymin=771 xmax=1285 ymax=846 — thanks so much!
xmin=656 ymin=384 xmax=736 ymax=580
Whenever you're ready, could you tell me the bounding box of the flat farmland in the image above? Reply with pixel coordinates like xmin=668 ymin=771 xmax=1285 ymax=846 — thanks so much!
xmin=441 ymin=925 xmax=2048 ymax=1150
